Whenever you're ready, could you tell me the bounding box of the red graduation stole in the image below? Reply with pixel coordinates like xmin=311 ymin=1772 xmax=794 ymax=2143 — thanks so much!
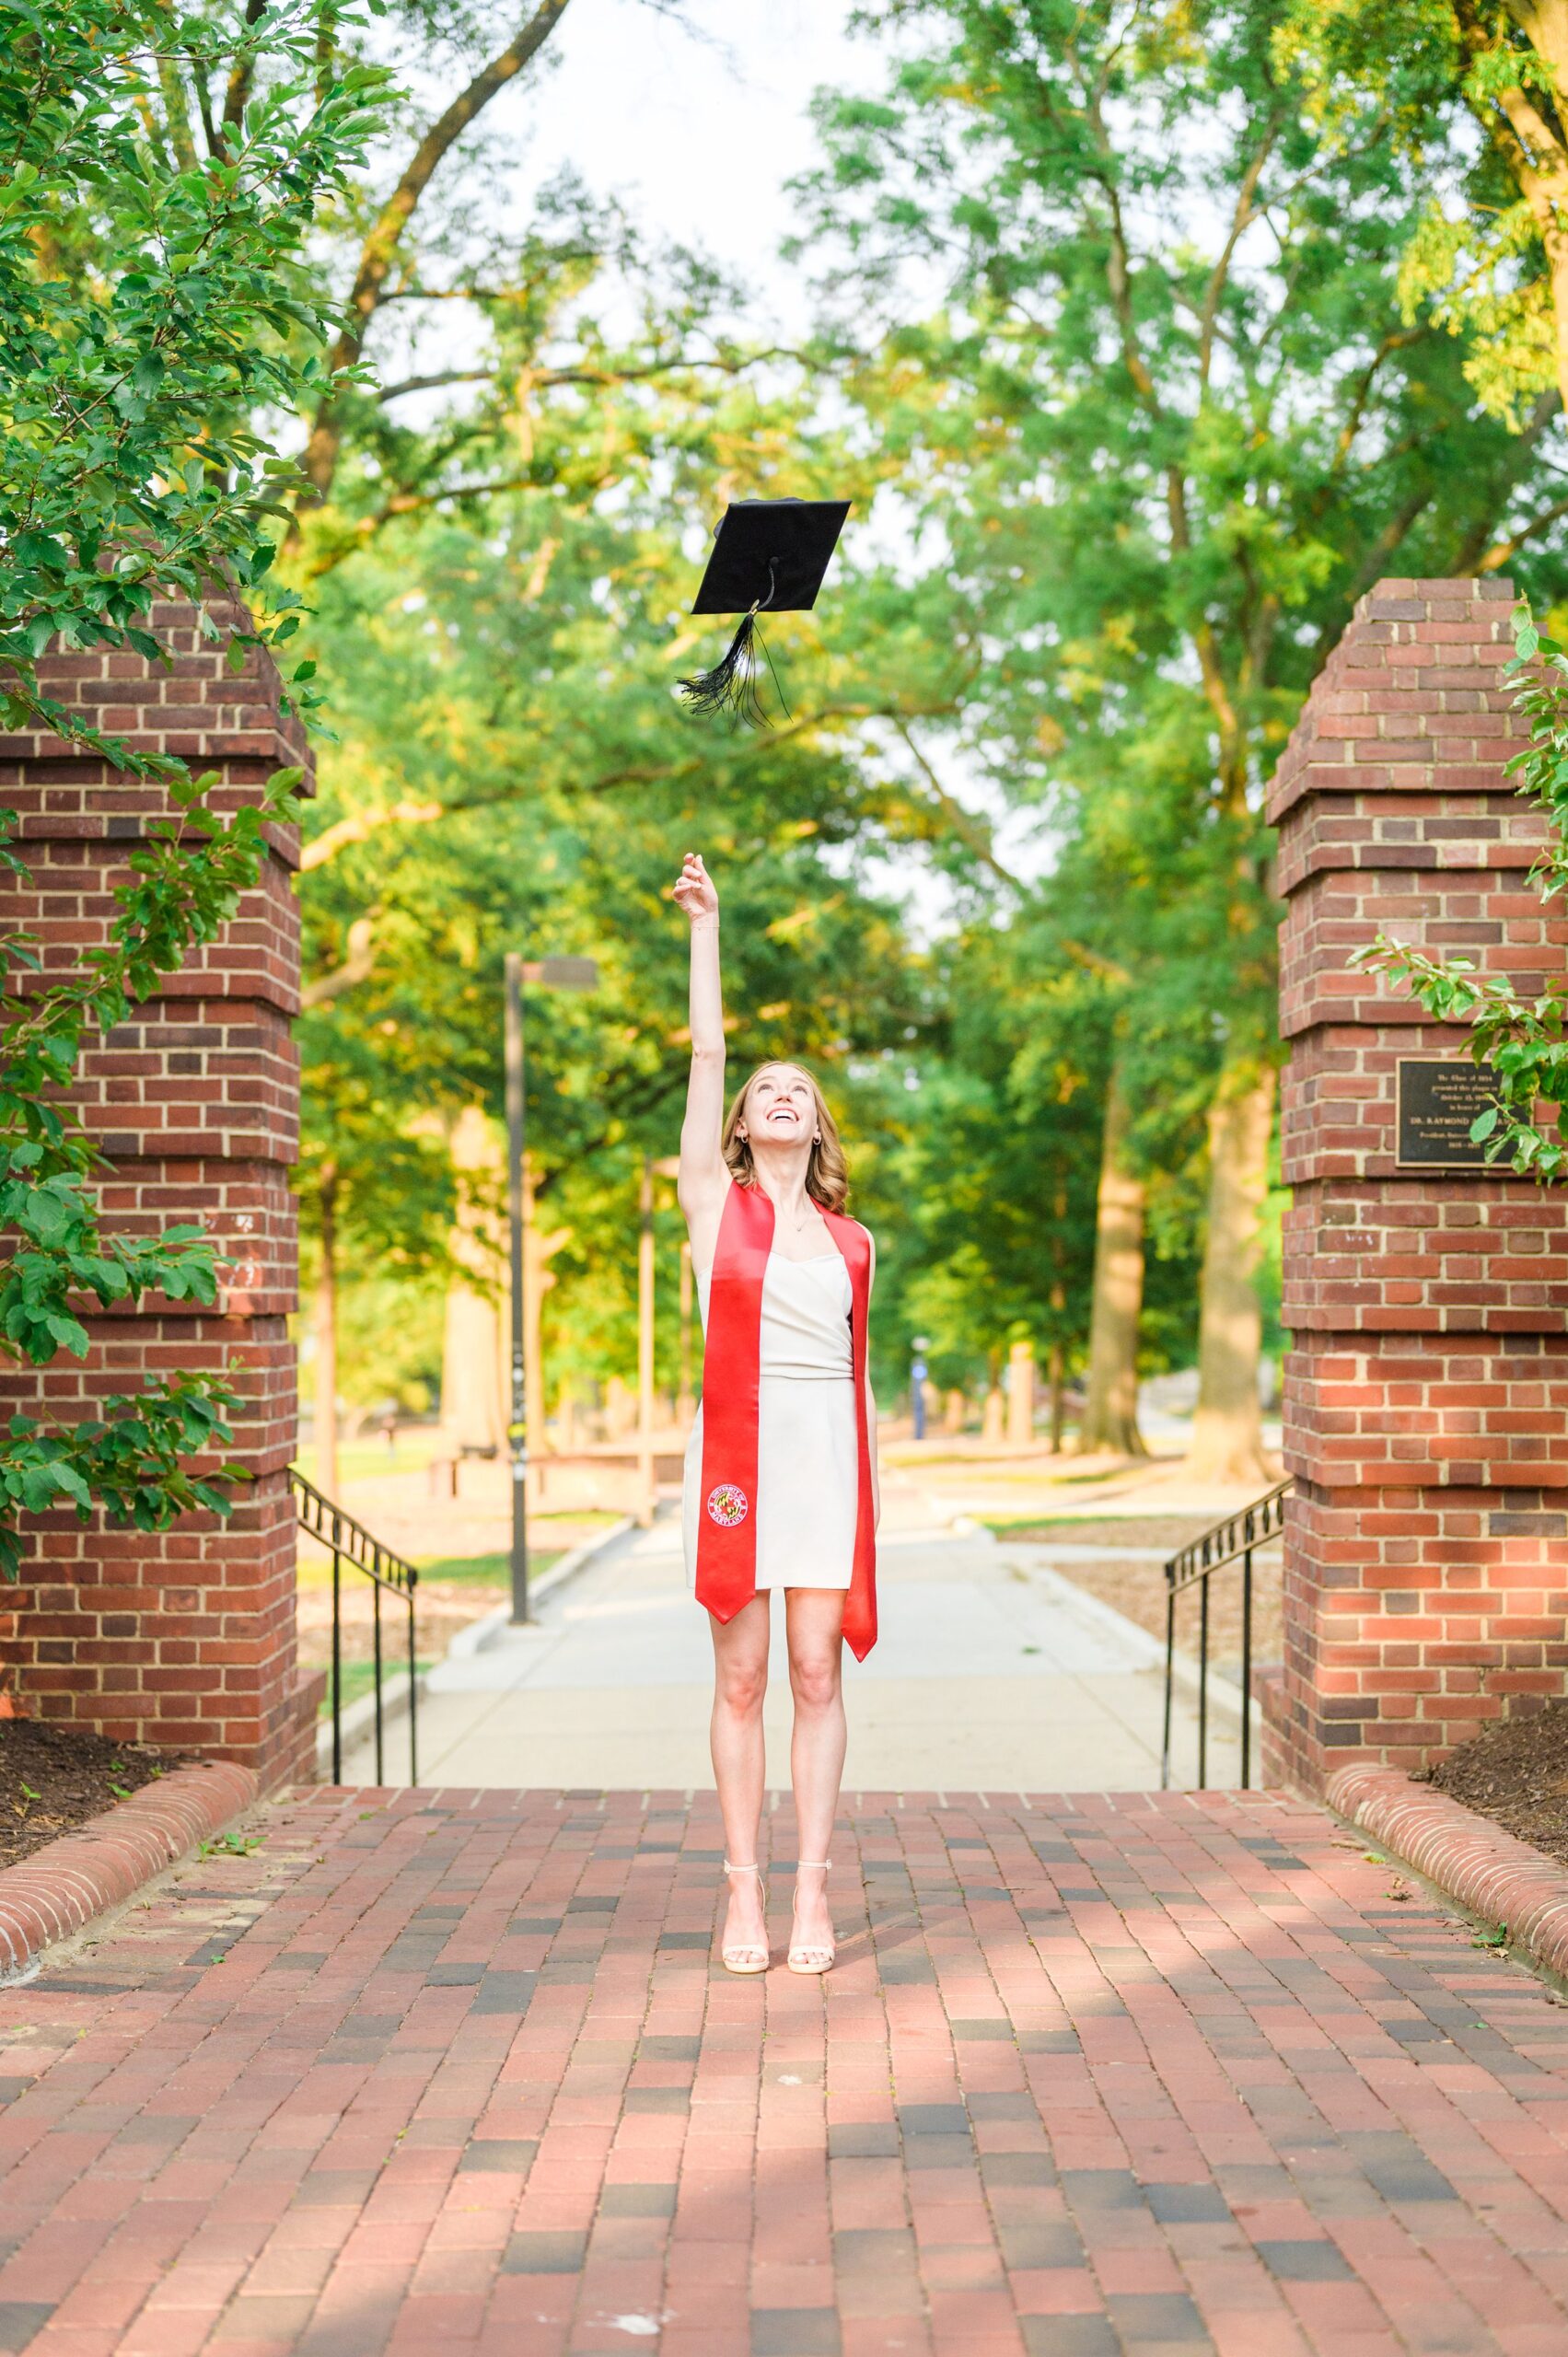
xmin=695 ymin=1180 xmax=878 ymax=1659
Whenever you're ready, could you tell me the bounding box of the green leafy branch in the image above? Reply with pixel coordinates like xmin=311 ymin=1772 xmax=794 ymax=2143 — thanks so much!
xmin=0 ymin=0 xmax=392 ymax=763
xmin=0 ymin=0 xmax=395 ymax=1580
xmin=1 ymin=1378 xmax=244 ymax=1583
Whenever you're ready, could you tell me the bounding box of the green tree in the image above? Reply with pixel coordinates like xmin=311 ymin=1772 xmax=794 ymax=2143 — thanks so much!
xmin=863 ymin=924 xmax=1109 ymax=1436
xmin=863 ymin=847 xmax=1213 ymax=1449
xmin=1283 ymin=2 xmax=1568 ymax=426
xmin=0 ymin=0 xmax=389 ymax=1573
xmin=295 ymin=1035 xmax=455 ymax=1492
xmin=250 ymin=0 xmax=1028 ymax=1442
xmin=796 ymin=0 xmax=1568 ymax=1477
xmin=294 ymin=470 xmax=928 ymax=1423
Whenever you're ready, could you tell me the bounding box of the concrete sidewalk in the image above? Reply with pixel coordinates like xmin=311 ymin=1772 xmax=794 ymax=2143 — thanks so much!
xmin=348 ymin=1489 xmax=1238 ymax=1793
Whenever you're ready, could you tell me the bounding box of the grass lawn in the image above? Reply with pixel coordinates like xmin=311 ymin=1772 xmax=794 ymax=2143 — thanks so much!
xmin=319 ymin=1659 xmax=435 ymax=1718
xmin=298 ymin=1436 xmax=443 ymax=1485
xmin=982 ymin=1513 xmax=1109 ymax=1536
xmin=413 ymin=1549 xmax=562 ymax=1585
xmin=296 ymin=1546 xmax=563 ymax=1594
xmin=980 ymin=1512 xmax=1206 ymax=1542
xmin=302 ymin=1550 xmax=569 ymax=1720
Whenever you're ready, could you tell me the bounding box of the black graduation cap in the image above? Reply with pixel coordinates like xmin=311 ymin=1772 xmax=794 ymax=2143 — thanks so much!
xmin=678 ymin=496 xmax=850 ymax=728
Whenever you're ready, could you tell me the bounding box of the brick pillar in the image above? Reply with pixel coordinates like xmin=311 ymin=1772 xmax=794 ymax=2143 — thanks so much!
xmin=0 ymin=599 xmax=316 ymax=1787
xmin=1264 ymin=575 xmax=1568 ymax=1791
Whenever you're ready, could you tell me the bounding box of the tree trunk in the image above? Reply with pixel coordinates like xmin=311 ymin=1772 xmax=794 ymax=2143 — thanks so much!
xmin=440 ymin=1106 xmax=507 ymax=1456
xmin=981 ymin=1347 xmax=1005 ymax=1443
xmin=1006 ymin=1338 xmax=1035 ymax=1447
xmin=1186 ymin=1062 xmax=1277 ymax=1485
xmin=605 ymin=1376 xmax=635 ymax=1439
xmin=315 ymin=1167 xmax=340 ymax=1497
xmin=1076 ymin=1063 xmax=1148 ymax=1457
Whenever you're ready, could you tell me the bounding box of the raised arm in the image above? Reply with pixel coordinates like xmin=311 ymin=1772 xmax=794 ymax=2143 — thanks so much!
xmin=672 ymin=852 xmax=729 ymax=1259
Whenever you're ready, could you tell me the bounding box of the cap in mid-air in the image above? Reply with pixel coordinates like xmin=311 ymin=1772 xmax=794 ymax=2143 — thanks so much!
xmin=678 ymin=496 xmax=851 ymax=727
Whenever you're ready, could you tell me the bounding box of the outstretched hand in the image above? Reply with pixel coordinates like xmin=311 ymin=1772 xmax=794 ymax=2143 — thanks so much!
xmin=672 ymin=851 xmax=719 ymax=923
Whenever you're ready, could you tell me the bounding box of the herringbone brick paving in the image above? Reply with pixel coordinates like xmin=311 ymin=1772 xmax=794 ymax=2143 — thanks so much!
xmin=4 ymin=1782 xmax=1568 ymax=2353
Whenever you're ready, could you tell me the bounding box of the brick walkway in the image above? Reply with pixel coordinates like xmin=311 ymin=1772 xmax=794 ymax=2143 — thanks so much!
xmin=5 ymin=1786 xmax=1568 ymax=2355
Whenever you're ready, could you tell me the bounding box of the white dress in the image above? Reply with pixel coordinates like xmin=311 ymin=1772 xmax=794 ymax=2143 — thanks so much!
xmin=683 ymin=1250 xmax=858 ymax=1592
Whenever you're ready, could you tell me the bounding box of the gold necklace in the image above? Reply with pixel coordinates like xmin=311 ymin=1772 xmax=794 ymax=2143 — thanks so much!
xmin=762 ymin=1189 xmax=817 ymax=1233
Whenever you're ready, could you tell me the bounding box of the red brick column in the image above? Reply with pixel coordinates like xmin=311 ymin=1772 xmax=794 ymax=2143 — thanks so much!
xmin=1265 ymin=575 xmax=1568 ymax=1790
xmin=0 ymin=599 xmax=316 ymax=1787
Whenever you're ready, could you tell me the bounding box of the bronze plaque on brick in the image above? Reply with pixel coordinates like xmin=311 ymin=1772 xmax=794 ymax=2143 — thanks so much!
xmin=1395 ymin=1058 xmax=1501 ymax=1167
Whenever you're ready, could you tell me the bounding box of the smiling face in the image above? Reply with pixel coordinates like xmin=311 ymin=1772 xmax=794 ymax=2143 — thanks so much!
xmin=740 ymin=1063 xmax=818 ymax=1146
xmin=721 ymin=1058 xmax=849 ymax=1211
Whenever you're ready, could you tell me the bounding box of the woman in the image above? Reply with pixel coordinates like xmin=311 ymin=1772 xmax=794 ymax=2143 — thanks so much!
xmin=671 ymin=850 xmax=880 ymax=1977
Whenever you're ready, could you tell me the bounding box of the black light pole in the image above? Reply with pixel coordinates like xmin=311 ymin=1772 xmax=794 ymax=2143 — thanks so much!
xmin=505 ymin=952 xmax=598 ymax=1625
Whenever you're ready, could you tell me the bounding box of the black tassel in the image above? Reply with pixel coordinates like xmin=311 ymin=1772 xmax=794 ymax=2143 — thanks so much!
xmin=678 ymin=608 xmax=769 ymax=727
xmin=678 ymin=559 xmax=792 ymax=729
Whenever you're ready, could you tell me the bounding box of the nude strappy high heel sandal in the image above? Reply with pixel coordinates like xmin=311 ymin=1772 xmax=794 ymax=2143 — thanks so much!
xmin=720 ymin=1861 xmax=770 ymax=1976
xmin=788 ymin=1860 xmax=834 ymax=1976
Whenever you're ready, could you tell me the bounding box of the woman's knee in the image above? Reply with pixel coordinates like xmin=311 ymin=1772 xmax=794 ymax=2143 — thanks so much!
xmin=714 ymin=1655 xmax=768 ymax=1717
xmin=789 ymin=1651 xmax=842 ymax=1713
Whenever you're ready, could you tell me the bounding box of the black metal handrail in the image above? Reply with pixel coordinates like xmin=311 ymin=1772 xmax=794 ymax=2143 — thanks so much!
xmin=290 ymin=1468 xmax=419 ymax=1786
xmin=1161 ymin=1477 xmax=1292 ymax=1792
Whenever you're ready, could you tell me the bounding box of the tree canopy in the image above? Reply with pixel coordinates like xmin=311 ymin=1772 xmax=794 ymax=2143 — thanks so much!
xmin=17 ymin=0 xmax=1568 ymax=1515
xmin=282 ymin=0 xmax=1568 ymax=1450
xmin=0 ymin=0 xmax=390 ymax=1573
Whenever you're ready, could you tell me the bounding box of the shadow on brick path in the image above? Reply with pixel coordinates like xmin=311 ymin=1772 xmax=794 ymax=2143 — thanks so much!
xmin=4 ymin=1782 xmax=1568 ymax=2353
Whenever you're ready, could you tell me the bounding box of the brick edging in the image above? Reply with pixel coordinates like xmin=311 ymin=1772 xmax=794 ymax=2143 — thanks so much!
xmin=1326 ymin=1761 xmax=1568 ymax=1980
xmin=0 ymin=1759 xmax=259 ymax=1978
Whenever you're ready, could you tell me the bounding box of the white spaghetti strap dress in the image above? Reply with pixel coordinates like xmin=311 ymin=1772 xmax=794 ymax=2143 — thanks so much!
xmin=682 ymin=1250 xmax=858 ymax=1592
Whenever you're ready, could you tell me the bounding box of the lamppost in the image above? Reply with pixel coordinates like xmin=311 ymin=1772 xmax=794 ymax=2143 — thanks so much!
xmin=505 ymin=950 xmax=598 ymax=1624
xmin=911 ymin=1334 xmax=930 ymax=1443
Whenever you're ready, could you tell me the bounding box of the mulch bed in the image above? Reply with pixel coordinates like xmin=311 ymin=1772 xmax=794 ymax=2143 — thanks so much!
xmin=1421 ymin=1699 xmax=1568 ymax=1871
xmin=999 ymin=1515 xmax=1220 ymax=1551
xmin=0 ymin=1720 xmax=189 ymax=1872
xmin=999 ymin=1515 xmax=1286 ymax=1681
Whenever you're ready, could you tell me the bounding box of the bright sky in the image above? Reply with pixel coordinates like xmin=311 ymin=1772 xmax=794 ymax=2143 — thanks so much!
xmin=514 ymin=0 xmax=866 ymax=328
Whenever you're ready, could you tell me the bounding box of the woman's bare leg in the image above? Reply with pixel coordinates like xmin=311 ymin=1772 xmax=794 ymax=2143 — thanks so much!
xmin=785 ymin=1587 xmax=846 ymax=1955
xmin=710 ymin=1593 xmax=772 ymax=1951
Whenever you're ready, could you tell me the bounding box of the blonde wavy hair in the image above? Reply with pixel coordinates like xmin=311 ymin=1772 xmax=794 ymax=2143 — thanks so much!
xmin=721 ymin=1061 xmax=849 ymax=1214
